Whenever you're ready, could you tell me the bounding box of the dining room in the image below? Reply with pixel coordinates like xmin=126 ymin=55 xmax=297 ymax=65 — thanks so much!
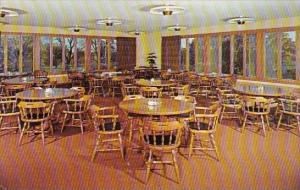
xmin=0 ymin=0 xmax=299 ymax=189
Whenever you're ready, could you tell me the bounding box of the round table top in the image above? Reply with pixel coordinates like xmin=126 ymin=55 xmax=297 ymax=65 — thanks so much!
xmin=233 ymin=82 xmax=300 ymax=98
xmin=119 ymin=98 xmax=194 ymax=116
xmin=0 ymin=72 xmax=29 ymax=78
xmin=136 ymin=79 xmax=175 ymax=87
xmin=2 ymin=76 xmax=47 ymax=85
xmin=16 ymin=88 xmax=78 ymax=101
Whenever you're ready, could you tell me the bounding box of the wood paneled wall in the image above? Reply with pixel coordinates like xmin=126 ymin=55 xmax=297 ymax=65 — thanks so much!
xmin=116 ymin=37 xmax=136 ymax=70
xmin=161 ymin=36 xmax=180 ymax=70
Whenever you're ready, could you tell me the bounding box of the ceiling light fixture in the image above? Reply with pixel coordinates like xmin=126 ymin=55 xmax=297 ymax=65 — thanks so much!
xmin=150 ymin=5 xmax=185 ymax=16
xmin=225 ymin=16 xmax=255 ymax=25
xmin=128 ymin=31 xmax=144 ymax=36
xmin=0 ymin=7 xmax=26 ymax=17
xmin=167 ymin=25 xmax=187 ymax=32
xmin=96 ymin=19 xmax=122 ymax=27
xmin=67 ymin=26 xmax=88 ymax=33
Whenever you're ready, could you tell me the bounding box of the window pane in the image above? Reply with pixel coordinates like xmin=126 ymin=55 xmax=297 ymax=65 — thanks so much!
xmin=40 ymin=36 xmax=50 ymax=72
xmin=188 ymin=38 xmax=195 ymax=71
xmin=110 ymin=39 xmax=117 ymax=70
xmin=180 ymin=38 xmax=186 ymax=71
xmin=53 ymin=37 xmax=63 ymax=74
xmin=246 ymin=34 xmax=256 ymax=77
xmin=265 ymin=32 xmax=277 ymax=79
xmin=100 ymin=39 xmax=107 ymax=70
xmin=281 ymin=31 xmax=296 ymax=80
xmin=90 ymin=39 xmax=98 ymax=71
xmin=210 ymin=36 xmax=218 ymax=73
xmin=7 ymin=35 xmax=20 ymax=72
xmin=222 ymin=35 xmax=230 ymax=74
xmin=196 ymin=37 xmax=204 ymax=73
xmin=22 ymin=35 xmax=33 ymax=73
xmin=77 ymin=38 xmax=85 ymax=72
xmin=233 ymin=34 xmax=243 ymax=75
xmin=0 ymin=35 xmax=4 ymax=73
xmin=65 ymin=37 xmax=74 ymax=71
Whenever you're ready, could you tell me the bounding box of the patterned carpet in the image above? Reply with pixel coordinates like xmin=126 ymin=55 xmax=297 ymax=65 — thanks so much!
xmin=0 ymin=97 xmax=299 ymax=190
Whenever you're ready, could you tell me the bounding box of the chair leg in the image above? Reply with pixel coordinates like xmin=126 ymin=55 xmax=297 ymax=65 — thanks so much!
xmin=242 ymin=114 xmax=248 ymax=133
xmin=118 ymin=133 xmax=125 ymax=159
xmin=91 ymin=134 xmax=100 ymax=162
xmin=61 ymin=113 xmax=67 ymax=133
xmin=265 ymin=115 xmax=270 ymax=130
xmin=188 ymin=133 xmax=194 ymax=158
xmin=277 ymin=113 xmax=283 ymax=130
xmin=128 ymin=119 xmax=133 ymax=146
xmin=146 ymin=150 xmax=152 ymax=182
xmin=19 ymin=122 xmax=27 ymax=146
xmin=17 ymin=116 xmax=22 ymax=133
xmin=209 ymin=133 xmax=220 ymax=161
xmin=172 ymin=149 xmax=180 ymax=183
xmin=220 ymin=106 xmax=225 ymax=123
xmin=261 ymin=115 xmax=266 ymax=137
xmin=79 ymin=114 xmax=84 ymax=134
xmin=41 ymin=122 xmax=45 ymax=146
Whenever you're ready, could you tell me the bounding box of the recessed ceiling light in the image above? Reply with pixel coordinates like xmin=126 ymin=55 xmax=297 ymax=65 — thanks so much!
xmin=96 ymin=19 xmax=122 ymax=26
xmin=167 ymin=25 xmax=187 ymax=31
xmin=67 ymin=26 xmax=88 ymax=33
xmin=225 ymin=16 xmax=255 ymax=25
xmin=150 ymin=5 xmax=185 ymax=16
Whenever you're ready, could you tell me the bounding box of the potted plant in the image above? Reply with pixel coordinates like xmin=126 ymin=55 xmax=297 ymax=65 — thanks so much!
xmin=146 ymin=53 xmax=157 ymax=68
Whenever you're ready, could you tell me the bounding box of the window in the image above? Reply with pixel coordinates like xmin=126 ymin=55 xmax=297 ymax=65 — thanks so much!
xmin=196 ymin=37 xmax=204 ymax=73
xmin=52 ymin=37 xmax=63 ymax=74
xmin=210 ymin=36 xmax=218 ymax=73
xmin=0 ymin=35 xmax=4 ymax=73
xmin=65 ymin=37 xmax=74 ymax=71
xmin=22 ymin=35 xmax=33 ymax=73
xmin=179 ymin=38 xmax=186 ymax=71
xmin=90 ymin=38 xmax=98 ymax=71
xmin=265 ymin=32 xmax=278 ymax=79
xmin=7 ymin=35 xmax=20 ymax=72
xmin=246 ymin=34 xmax=256 ymax=77
xmin=76 ymin=38 xmax=85 ymax=71
xmin=188 ymin=38 xmax=195 ymax=71
xmin=40 ymin=36 xmax=50 ymax=72
xmin=100 ymin=39 xmax=107 ymax=70
xmin=110 ymin=39 xmax=117 ymax=69
xmin=233 ymin=34 xmax=243 ymax=75
xmin=281 ymin=31 xmax=296 ymax=80
xmin=222 ymin=35 xmax=230 ymax=74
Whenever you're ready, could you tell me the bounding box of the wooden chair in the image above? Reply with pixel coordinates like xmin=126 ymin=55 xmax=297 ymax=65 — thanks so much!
xmin=18 ymin=101 xmax=54 ymax=145
xmin=242 ymin=96 xmax=271 ymax=137
xmin=61 ymin=95 xmax=91 ymax=134
xmin=0 ymin=96 xmax=21 ymax=133
xmin=122 ymin=85 xmax=140 ymax=97
xmin=70 ymin=86 xmax=86 ymax=97
xmin=90 ymin=105 xmax=124 ymax=161
xmin=218 ymin=90 xmax=242 ymax=124
xmin=170 ymin=84 xmax=189 ymax=96
xmin=140 ymin=120 xmax=183 ymax=183
xmin=112 ymin=78 xmax=122 ymax=98
xmin=33 ymin=70 xmax=48 ymax=78
xmin=5 ymin=84 xmax=27 ymax=96
xmin=88 ymin=77 xmax=105 ymax=97
xmin=122 ymin=95 xmax=145 ymax=146
xmin=277 ymin=98 xmax=300 ymax=134
xmin=187 ymin=106 xmax=221 ymax=160
xmin=68 ymin=71 xmax=84 ymax=87
xmin=140 ymin=87 xmax=162 ymax=98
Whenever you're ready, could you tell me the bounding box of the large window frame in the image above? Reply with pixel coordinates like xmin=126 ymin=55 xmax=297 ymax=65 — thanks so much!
xmin=0 ymin=33 xmax=118 ymax=74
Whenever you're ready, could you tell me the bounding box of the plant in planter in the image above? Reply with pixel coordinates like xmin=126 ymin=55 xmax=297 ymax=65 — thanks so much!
xmin=146 ymin=53 xmax=157 ymax=68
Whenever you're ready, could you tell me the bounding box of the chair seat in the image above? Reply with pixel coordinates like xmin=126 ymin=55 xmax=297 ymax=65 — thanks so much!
xmin=144 ymin=134 xmax=176 ymax=146
xmin=100 ymin=122 xmax=121 ymax=131
xmin=188 ymin=121 xmax=210 ymax=130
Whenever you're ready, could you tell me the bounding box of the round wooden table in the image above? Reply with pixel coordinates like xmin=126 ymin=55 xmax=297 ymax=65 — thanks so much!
xmin=136 ymin=79 xmax=175 ymax=87
xmin=233 ymin=82 xmax=300 ymax=98
xmin=119 ymin=98 xmax=194 ymax=116
xmin=16 ymin=88 xmax=78 ymax=101
xmin=2 ymin=76 xmax=47 ymax=85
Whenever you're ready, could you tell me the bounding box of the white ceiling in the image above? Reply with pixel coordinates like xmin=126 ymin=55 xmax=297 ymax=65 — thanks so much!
xmin=1 ymin=0 xmax=300 ymax=32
